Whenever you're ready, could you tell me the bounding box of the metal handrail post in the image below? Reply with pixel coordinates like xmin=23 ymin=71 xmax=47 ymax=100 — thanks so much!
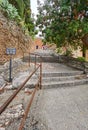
xmin=40 ymin=62 xmax=42 ymax=89
xmin=29 ymin=53 xmax=30 ymax=67
xmin=35 ymin=55 xmax=36 ymax=69
xmin=19 ymin=81 xmax=39 ymax=130
xmin=9 ymin=56 xmax=12 ymax=82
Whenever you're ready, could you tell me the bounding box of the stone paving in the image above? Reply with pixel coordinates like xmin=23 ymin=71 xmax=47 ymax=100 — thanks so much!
xmin=38 ymin=84 xmax=88 ymax=130
xmin=29 ymin=50 xmax=88 ymax=130
xmin=0 ymin=49 xmax=88 ymax=130
xmin=36 ymin=62 xmax=88 ymax=130
xmin=42 ymin=62 xmax=82 ymax=72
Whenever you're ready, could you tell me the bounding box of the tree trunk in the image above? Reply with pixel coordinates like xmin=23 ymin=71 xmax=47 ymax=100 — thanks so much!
xmin=82 ymin=44 xmax=86 ymax=57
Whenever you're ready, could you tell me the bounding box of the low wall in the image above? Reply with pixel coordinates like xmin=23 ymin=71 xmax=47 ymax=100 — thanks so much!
xmin=60 ymin=56 xmax=88 ymax=73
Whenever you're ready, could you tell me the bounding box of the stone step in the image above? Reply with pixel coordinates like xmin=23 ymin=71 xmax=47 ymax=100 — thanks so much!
xmin=23 ymin=55 xmax=59 ymax=63
xmin=42 ymin=74 xmax=87 ymax=83
xmin=42 ymin=78 xmax=88 ymax=89
xmin=42 ymin=71 xmax=82 ymax=77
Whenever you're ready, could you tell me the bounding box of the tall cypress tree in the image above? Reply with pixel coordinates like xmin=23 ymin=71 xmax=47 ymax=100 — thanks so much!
xmin=23 ymin=0 xmax=34 ymax=33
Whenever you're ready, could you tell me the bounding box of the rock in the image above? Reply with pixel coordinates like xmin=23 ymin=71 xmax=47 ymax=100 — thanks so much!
xmin=3 ymin=58 xmax=23 ymax=69
xmin=0 ymin=127 xmax=5 ymax=130
xmin=0 ymin=76 xmax=6 ymax=88
xmin=3 ymin=61 xmax=9 ymax=69
xmin=12 ymin=71 xmax=38 ymax=88
xmin=2 ymin=58 xmax=30 ymax=81
xmin=0 ymin=87 xmax=4 ymax=94
xmin=0 ymin=65 xmax=4 ymax=73
xmin=0 ymin=104 xmax=24 ymax=127
xmin=12 ymin=71 xmax=29 ymax=88
xmin=15 ymin=104 xmax=23 ymax=111
xmin=5 ymin=84 xmax=13 ymax=90
xmin=24 ymin=88 xmax=33 ymax=95
xmin=14 ymin=113 xmax=19 ymax=118
xmin=5 ymin=121 xmax=10 ymax=126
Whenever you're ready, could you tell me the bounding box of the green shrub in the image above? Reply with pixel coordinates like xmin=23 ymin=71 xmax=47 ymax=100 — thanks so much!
xmin=0 ymin=0 xmax=2 ymax=4
xmin=0 ymin=0 xmax=21 ymax=20
xmin=65 ymin=49 xmax=72 ymax=56
xmin=76 ymin=57 xmax=86 ymax=62
xmin=56 ymin=48 xmax=62 ymax=54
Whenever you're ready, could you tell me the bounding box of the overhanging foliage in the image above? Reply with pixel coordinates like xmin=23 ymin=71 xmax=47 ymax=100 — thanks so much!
xmin=36 ymin=0 xmax=88 ymax=49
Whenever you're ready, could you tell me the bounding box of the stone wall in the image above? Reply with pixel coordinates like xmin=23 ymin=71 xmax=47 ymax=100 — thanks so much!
xmin=0 ymin=11 xmax=32 ymax=64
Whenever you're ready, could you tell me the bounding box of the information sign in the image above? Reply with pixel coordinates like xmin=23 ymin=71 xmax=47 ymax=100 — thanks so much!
xmin=6 ymin=48 xmax=16 ymax=55
xmin=6 ymin=48 xmax=16 ymax=82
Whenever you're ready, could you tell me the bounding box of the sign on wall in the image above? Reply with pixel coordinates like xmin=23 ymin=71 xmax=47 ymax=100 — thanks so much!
xmin=6 ymin=48 xmax=16 ymax=55
xmin=6 ymin=48 xmax=16 ymax=82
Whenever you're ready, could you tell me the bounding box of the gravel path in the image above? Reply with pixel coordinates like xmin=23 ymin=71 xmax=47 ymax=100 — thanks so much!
xmin=0 ymin=49 xmax=88 ymax=130
xmin=23 ymin=62 xmax=88 ymax=130
xmin=19 ymin=82 xmax=88 ymax=130
xmin=37 ymin=85 xmax=88 ymax=130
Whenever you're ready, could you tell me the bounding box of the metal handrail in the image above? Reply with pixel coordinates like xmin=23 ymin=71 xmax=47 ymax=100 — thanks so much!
xmin=19 ymin=79 xmax=40 ymax=130
xmin=29 ymin=52 xmax=42 ymax=67
xmin=29 ymin=53 xmax=42 ymax=89
xmin=0 ymin=53 xmax=42 ymax=130
xmin=0 ymin=64 xmax=41 ymax=114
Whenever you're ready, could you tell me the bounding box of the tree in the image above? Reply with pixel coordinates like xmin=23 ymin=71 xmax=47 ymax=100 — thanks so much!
xmin=36 ymin=0 xmax=88 ymax=56
xmin=23 ymin=0 xmax=35 ymax=35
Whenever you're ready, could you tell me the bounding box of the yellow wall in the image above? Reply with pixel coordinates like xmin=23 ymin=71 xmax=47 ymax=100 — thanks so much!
xmin=86 ymin=50 xmax=88 ymax=61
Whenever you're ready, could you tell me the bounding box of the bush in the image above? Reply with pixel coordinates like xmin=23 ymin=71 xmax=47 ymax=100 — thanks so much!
xmin=56 ymin=48 xmax=62 ymax=54
xmin=0 ymin=0 xmax=2 ymax=4
xmin=76 ymin=57 xmax=86 ymax=62
xmin=65 ymin=49 xmax=72 ymax=56
xmin=0 ymin=0 xmax=21 ymax=20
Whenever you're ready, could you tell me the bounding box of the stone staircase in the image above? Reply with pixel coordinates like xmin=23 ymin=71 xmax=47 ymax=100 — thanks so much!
xmin=42 ymin=71 xmax=88 ymax=89
xmin=23 ymin=49 xmax=59 ymax=63
xmin=24 ymin=49 xmax=88 ymax=89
